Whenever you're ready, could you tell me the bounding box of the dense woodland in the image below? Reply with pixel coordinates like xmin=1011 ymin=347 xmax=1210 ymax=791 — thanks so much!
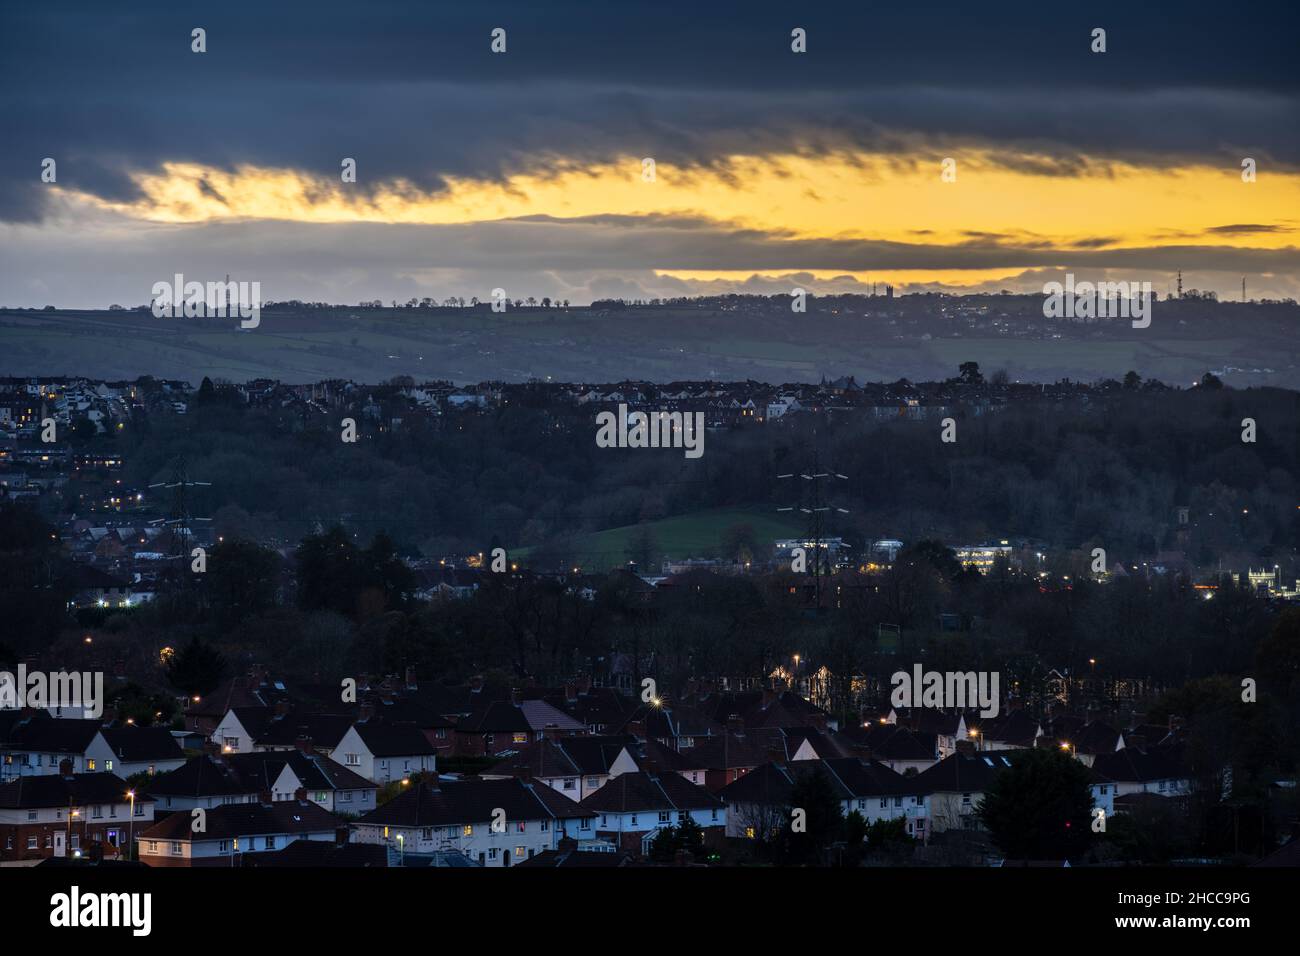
xmin=69 ymin=375 xmax=1300 ymax=569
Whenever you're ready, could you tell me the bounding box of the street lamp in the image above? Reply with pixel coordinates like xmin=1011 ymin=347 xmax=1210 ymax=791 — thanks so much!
xmin=1061 ymin=741 xmax=1076 ymax=758
xmin=126 ymin=790 xmax=135 ymax=861
xmin=68 ymin=806 xmax=80 ymax=858
xmin=396 ymin=832 xmax=404 ymax=865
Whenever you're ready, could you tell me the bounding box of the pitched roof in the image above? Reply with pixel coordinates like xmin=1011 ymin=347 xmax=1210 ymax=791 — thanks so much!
xmin=184 ymin=675 xmax=291 ymax=720
xmin=253 ymin=713 xmax=354 ymax=750
xmin=455 ymin=701 xmax=533 ymax=734
xmin=0 ymin=772 xmax=151 ymax=809
xmin=841 ymin=723 xmax=937 ymax=761
xmin=1092 ymin=746 xmax=1190 ymax=784
xmin=544 ymin=687 xmax=634 ymax=729
xmin=821 ymin=757 xmax=918 ymax=798
xmin=486 ymin=735 xmax=635 ymax=779
xmin=637 ymin=737 xmax=702 ymax=773
xmin=717 ymin=761 xmax=797 ymax=804
xmin=518 ymin=699 xmax=586 ymax=733
xmin=973 ymin=710 xmax=1042 ymax=747
xmin=243 ymin=840 xmax=387 ymax=868
xmin=889 ymin=708 xmax=969 ymax=737
xmin=913 ymin=752 xmax=1013 ymax=794
xmin=97 ymin=726 xmax=185 ymax=762
xmin=697 ymin=690 xmax=829 ymax=732
xmin=143 ymin=751 xmax=377 ymax=799
xmin=139 ymin=800 xmax=341 ymax=841
xmin=358 ymin=778 xmax=589 ymax=827
xmin=0 ymin=715 xmax=102 ymax=753
xmin=350 ymin=721 xmax=437 ymax=757
xmin=1067 ymin=720 xmax=1123 ymax=756
xmin=579 ymin=772 xmax=723 ymax=814
xmin=779 ymin=727 xmax=855 ymax=760
xmin=719 ymin=758 xmax=916 ymax=804
xmin=679 ymin=731 xmax=772 ymax=770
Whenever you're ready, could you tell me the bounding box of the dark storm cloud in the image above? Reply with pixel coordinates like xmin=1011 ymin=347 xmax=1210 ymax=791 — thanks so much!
xmin=4 ymin=211 xmax=1294 ymax=282
xmin=1 ymin=0 xmax=1298 ymax=222
xmin=1206 ymin=223 xmax=1290 ymax=235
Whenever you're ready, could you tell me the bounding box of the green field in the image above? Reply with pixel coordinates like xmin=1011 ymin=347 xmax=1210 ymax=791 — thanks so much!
xmin=3 ymin=306 xmax=1296 ymax=388
xmin=514 ymin=507 xmax=804 ymax=572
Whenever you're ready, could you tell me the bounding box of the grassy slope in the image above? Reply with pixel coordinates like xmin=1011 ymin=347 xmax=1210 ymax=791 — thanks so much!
xmin=513 ymin=506 xmax=804 ymax=571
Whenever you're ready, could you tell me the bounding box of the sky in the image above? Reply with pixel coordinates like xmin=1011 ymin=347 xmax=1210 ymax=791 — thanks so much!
xmin=1 ymin=0 xmax=1298 ymax=307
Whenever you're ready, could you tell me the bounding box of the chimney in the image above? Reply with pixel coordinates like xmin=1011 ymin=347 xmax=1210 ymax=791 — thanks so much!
xmin=1126 ymin=733 xmax=1146 ymax=751
xmin=564 ymin=682 xmax=577 ymax=704
xmin=627 ymin=719 xmax=646 ymax=739
xmin=761 ymin=687 xmax=777 ymax=709
xmin=275 ymin=699 xmax=291 ymax=717
xmin=954 ymin=738 xmax=975 ymax=757
xmin=294 ymin=787 xmax=307 ymax=802
xmin=808 ymin=712 xmax=827 ymax=732
xmin=359 ymin=702 xmax=374 ymax=722
xmin=511 ymin=687 xmax=522 ymax=707
xmin=469 ymin=676 xmax=484 ymax=694
xmin=294 ymin=734 xmax=314 ymax=755
xmin=576 ymin=675 xmax=591 ymax=696
xmin=259 ymin=789 xmax=273 ymax=805
xmin=405 ymin=666 xmax=417 ymax=690
xmin=1167 ymin=712 xmax=1179 ymax=731
xmin=202 ymin=739 xmax=221 ymax=756
xmin=59 ymin=757 xmax=74 ymax=778
xmin=726 ymin=714 xmax=744 ymax=735
xmin=685 ymin=679 xmax=698 ymax=700
xmin=334 ymin=825 xmax=351 ymax=848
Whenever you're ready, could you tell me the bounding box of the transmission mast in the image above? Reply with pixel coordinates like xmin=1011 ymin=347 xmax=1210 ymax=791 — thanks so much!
xmin=777 ymin=448 xmax=850 ymax=608
xmin=148 ymin=454 xmax=212 ymax=585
